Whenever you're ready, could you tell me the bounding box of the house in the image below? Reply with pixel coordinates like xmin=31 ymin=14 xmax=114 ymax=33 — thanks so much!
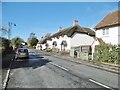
xmin=94 ymin=10 xmax=120 ymax=46
xmin=36 ymin=37 xmax=52 ymax=50
xmin=36 ymin=20 xmax=95 ymax=60
xmin=50 ymin=29 xmax=71 ymax=52
xmin=49 ymin=20 xmax=95 ymax=60
xmin=36 ymin=42 xmax=41 ymax=50
xmin=69 ymin=21 xmax=95 ymax=60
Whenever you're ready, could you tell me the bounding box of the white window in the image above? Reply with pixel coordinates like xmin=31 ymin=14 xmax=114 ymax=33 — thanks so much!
xmin=106 ymin=28 xmax=109 ymax=35
xmin=103 ymin=29 xmax=105 ymax=35
xmin=103 ymin=27 xmax=109 ymax=35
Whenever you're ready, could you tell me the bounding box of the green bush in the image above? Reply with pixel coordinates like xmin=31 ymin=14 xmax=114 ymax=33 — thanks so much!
xmin=29 ymin=37 xmax=38 ymax=47
xmin=1 ymin=37 xmax=14 ymax=55
xmin=93 ymin=44 xmax=119 ymax=64
xmin=46 ymin=48 xmax=52 ymax=52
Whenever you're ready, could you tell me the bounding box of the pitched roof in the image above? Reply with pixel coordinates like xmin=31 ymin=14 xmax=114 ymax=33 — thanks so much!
xmin=39 ymin=37 xmax=52 ymax=44
xmin=51 ymin=25 xmax=95 ymax=38
xmin=94 ymin=10 xmax=120 ymax=30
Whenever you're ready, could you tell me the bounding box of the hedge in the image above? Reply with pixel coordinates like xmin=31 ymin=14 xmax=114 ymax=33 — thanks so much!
xmin=93 ymin=44 xmax=120 ymax=64
xmin=0 ymin=37 xmax=13 ymax=56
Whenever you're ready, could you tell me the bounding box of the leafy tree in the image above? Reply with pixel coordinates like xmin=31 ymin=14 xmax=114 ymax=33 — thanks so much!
xmin=11 ymin=37 xmax=24 ymax=48
xmin=29 ymin=37 xmax=38 ymax=47
xmin=27 ymin=32 xmax=36 ymax=46
xmin=1 ymin=37 xmax=13 ymax=54
xmin=1 ymin=37 xmax=10 ymax=51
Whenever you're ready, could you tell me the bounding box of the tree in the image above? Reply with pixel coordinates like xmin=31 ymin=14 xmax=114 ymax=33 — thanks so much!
xmin=1 ymin=37 xmax=10 ymax=51
xmin=11 ymin=37 xmax=24 ymax=49
xmin=29 ymin=37 xmax=38 ymax=47
xmin=27 ymin=32 xmax=36 ymax=46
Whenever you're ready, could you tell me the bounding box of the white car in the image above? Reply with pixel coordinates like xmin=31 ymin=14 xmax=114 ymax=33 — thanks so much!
xmin=15 ymin=48 xmax=29 ymax=61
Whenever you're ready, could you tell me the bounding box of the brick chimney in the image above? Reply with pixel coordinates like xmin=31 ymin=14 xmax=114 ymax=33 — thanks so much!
xmin=73 ymin=20 xmax=78 ymax=26
xmin=58 ymin=26 xmax=62 ymax=32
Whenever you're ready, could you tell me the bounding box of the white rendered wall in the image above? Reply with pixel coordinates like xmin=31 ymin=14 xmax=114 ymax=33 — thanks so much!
xmin=96 ymin=26 xmax=119 ymax=45
xmin=58 ymin=35 xmax=71 ymax=51
xmin=46 ymin=40 xmax=52 ymax=49
xmin=51 ymin=35 xmax=71 ymax=51
xmin=36 ymin=43 xmax=41 ymax=50
xmin=41 ymin=44 xmax=46 ymax=50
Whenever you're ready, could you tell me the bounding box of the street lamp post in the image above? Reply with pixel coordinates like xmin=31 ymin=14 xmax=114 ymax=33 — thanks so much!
xmin=8 ymin=22 xmax=16 ymax=40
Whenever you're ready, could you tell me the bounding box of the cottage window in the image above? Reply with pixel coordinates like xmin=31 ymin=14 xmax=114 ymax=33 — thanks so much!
xmin=61 ymin=40 xmax=67 ymax=51
xmin=103 ymin=29 xmax=105 ymax=35
xmin=103 ymin=27 xmax=109 ymax=35
xmin=106 ymin=28 xmax=109 ymax=35
xmin=52 ymin=41 xmax=57 ymax=46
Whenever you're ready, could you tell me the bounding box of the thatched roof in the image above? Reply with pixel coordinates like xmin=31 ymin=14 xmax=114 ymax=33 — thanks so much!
xmin=39 ymin=37 xmax=52 ymax=44
xmin=94 ymin=10 xmax=120 ymax=30
xmin=51 ymin=25 xmax=95 ymax=38
xmin=39 ymin=25 xmax=95 ymax=44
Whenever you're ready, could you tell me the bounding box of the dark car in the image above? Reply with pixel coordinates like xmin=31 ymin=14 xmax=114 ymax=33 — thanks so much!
xmin=15 ymin=48 xmax=29 ymax=61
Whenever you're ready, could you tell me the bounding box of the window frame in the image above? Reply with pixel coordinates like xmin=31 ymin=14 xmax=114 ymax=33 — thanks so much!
xmin=103 ymin=27 xmax=109 ymax=36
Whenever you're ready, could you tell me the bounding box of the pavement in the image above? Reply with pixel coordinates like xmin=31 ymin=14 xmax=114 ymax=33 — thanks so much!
xmin=40 ymin=50 xmax=119 ymax=74
xmin=6 ymin=49 xmax=119 ymax=89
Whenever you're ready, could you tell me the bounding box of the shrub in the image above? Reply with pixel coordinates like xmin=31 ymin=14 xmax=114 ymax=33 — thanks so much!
xmin=93 ymin=44 xmax=119 ymax=64
xmin=46 ymin=48 xmax=52 ymax=52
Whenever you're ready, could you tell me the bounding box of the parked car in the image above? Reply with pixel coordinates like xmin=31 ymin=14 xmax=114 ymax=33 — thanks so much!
xmin=15 ymin=48 xmax=29 ymax=61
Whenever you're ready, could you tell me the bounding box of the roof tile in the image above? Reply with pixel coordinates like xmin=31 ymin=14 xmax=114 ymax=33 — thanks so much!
xmin=94 ymin=10 xmax=120 ymax=29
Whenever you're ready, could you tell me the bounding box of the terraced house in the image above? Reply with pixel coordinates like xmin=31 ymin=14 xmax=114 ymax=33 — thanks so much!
xmin=37 ymin=20 xmax=95 ymax=60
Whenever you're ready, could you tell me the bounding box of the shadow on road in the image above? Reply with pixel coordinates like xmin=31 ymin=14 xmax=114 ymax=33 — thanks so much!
xmin=11 ymin=55 xmax=51 ymax=70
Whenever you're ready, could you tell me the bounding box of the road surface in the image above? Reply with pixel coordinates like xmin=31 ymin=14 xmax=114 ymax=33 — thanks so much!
xmin=6 ymin=49 xmax=119 ymax=89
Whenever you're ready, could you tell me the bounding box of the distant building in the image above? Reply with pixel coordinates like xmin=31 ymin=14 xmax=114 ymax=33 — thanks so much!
xmin=36 ymin=37 xmax=52 ymax=50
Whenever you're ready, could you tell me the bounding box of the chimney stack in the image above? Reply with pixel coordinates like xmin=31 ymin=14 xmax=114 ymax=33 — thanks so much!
xmin=73 ymin=20 xmax=78 ymax=26
xmin=58 ymin=26 xmax=62 ymax=31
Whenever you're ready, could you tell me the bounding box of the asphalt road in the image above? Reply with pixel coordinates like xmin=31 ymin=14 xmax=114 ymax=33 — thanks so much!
xmin=6 ymin=49 xmax=119 ymax=89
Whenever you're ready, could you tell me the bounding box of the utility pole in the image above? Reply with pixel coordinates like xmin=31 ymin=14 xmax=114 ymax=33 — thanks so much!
xmin=8 ymin=22 xmax=16 ymax=40
xmin=8 ymin=22 xmax=11 ymax=40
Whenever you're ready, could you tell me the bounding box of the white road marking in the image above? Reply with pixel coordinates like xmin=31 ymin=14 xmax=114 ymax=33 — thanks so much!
xmin=2 ymin=58 xmax=13 ymax=89
xmin=89 ymin=79 xmax=113 ymax=90
xmin=50 ymin=62 xmax=69 ymax=71
xmin=2 ymin=69 xmax=10 ymax=89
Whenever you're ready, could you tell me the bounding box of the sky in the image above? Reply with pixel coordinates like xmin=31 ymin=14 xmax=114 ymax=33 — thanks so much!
xmin=2 ymin=2 xmax=118 ymax=41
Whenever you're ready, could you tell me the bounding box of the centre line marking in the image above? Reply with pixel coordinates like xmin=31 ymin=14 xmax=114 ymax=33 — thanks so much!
xmin=89 ymin=79 xmax=114 ymax=90
xmin=50 ymin=62 xmax=69 ymax=71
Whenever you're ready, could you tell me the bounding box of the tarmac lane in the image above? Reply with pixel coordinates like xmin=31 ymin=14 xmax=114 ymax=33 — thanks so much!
xmin=6 ymin=49 xmax=107 ymax=89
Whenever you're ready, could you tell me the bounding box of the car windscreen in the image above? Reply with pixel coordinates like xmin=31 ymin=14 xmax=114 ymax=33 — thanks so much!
xmin=18 ymin=49 xmax=28 ymax=53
